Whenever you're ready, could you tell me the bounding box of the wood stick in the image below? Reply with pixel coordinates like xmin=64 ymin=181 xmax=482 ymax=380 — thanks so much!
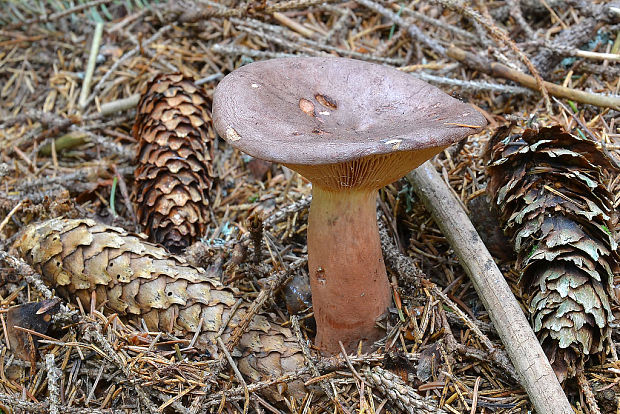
xmin=98 ymin=73 xmax=222 ymax=116
xmin=575 ymin=50 xmax=620 ymax=62
xmin=407 ymin=162 xmax=573 ymax=414
xmin=99 ymin=94 xmax=140 ymax=116
xmin=272 ymin=12 xmax=315 ymax=38
xmin=79 ymin=22 xmax=104 ymax=110
xmin=448 ymin=46 xmax=620 ymax=110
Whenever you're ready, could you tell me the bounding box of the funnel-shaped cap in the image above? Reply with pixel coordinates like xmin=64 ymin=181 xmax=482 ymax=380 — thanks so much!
xmin=213 ymin=57 xmax=486 ymax=176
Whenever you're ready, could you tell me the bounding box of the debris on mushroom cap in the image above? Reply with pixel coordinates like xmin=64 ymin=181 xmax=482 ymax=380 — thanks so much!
xmin=213 ymin=57 xmax=487 ymax=166
xmin=299 ymin=98 xmax=315 ymax=117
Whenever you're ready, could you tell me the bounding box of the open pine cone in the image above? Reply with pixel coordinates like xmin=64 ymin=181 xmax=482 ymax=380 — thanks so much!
xmin=132 ymin=74 xmax=215 ymax=252
xmin=486 ymin=124 xmax=618 ymax=381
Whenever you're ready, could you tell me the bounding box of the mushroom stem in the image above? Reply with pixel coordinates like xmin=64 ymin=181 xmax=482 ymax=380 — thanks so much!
xmin=307 ymin=185 xmax=391 ymax=353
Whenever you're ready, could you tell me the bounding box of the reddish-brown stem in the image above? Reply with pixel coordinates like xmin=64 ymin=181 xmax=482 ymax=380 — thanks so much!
xmin=308 ymin=185 xmax=391 ymax=354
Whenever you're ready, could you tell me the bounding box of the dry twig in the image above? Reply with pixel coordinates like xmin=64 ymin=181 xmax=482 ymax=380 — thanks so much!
xmin=448 ymin=47 xmax=620 ymax=110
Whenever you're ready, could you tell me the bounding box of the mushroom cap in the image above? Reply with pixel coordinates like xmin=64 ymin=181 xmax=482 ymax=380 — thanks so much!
xmin=213 ymin=57 xmax=486 ymax=166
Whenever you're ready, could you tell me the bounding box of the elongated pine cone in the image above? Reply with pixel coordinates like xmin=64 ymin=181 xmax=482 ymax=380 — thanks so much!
xmin=132 ymin=74 xmax=215 ymax=252
xmin=363 ymin=366 xmax=446 ymax=414
xmin=12 ymin=219 xmax=306 ymax=400
xmin=486 ymin=124 xmax=618 ymax=381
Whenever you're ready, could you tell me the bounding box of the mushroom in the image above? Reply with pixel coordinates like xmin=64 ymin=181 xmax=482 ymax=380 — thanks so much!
xmin=213 ymin=57 xmax=486 ymax=354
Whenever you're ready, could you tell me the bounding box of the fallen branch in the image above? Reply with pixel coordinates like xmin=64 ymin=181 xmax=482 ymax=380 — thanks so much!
xmin=166 ymin=0 xmax=343 ymax=22
xmin=407 ymin=162 xmax=573 ymax=414
xmin=576 ymin=369 xmax=602 ymax=414
xmin=356 ymin=0 xmax=446 ymax=56
xmin=410 ymin=72 xmax=533 ymax=95
xmin=45 ymin=354 xmax=61 ymax=414
xmin=448 ymin=46 xmax=620 ymax=110
xmin=0 ymin=393 xmax=129 ymax=414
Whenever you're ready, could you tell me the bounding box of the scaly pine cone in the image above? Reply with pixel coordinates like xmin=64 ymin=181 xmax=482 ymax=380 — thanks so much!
xmin=12 ymin=218 xmax=306 ymax=400
xmin=133 ymin=73 xmax=215 ymax=252
xmin=363 ymin=366 xmax=446 ymax=414
xmin=486 ymin=124 xmax=618 ymax=381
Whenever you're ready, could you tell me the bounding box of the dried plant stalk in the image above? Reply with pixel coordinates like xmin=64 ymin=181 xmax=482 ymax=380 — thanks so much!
xmin=486 ymin=125 xmax=618 ymax=380
xmin=132 ymin=74 xmax=215 ymax=252
xmin=12 ymin=218 xmax=306 ymax=400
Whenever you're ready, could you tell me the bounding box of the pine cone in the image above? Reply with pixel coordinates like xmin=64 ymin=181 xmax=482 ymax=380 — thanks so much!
xmin=133 ymin=74 xmax=215 ymax=252
xmin=363 ymin=366 xmax=446 ymax=414
xmin=12 ymin=218 xmax=306 ymax=400
xmin=486 ymin=124 xmax=618 ymax=380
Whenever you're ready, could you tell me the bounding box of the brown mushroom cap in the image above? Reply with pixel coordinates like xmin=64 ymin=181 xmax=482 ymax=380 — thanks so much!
xmin=213 ymin=57 xmax=486 ymax=169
